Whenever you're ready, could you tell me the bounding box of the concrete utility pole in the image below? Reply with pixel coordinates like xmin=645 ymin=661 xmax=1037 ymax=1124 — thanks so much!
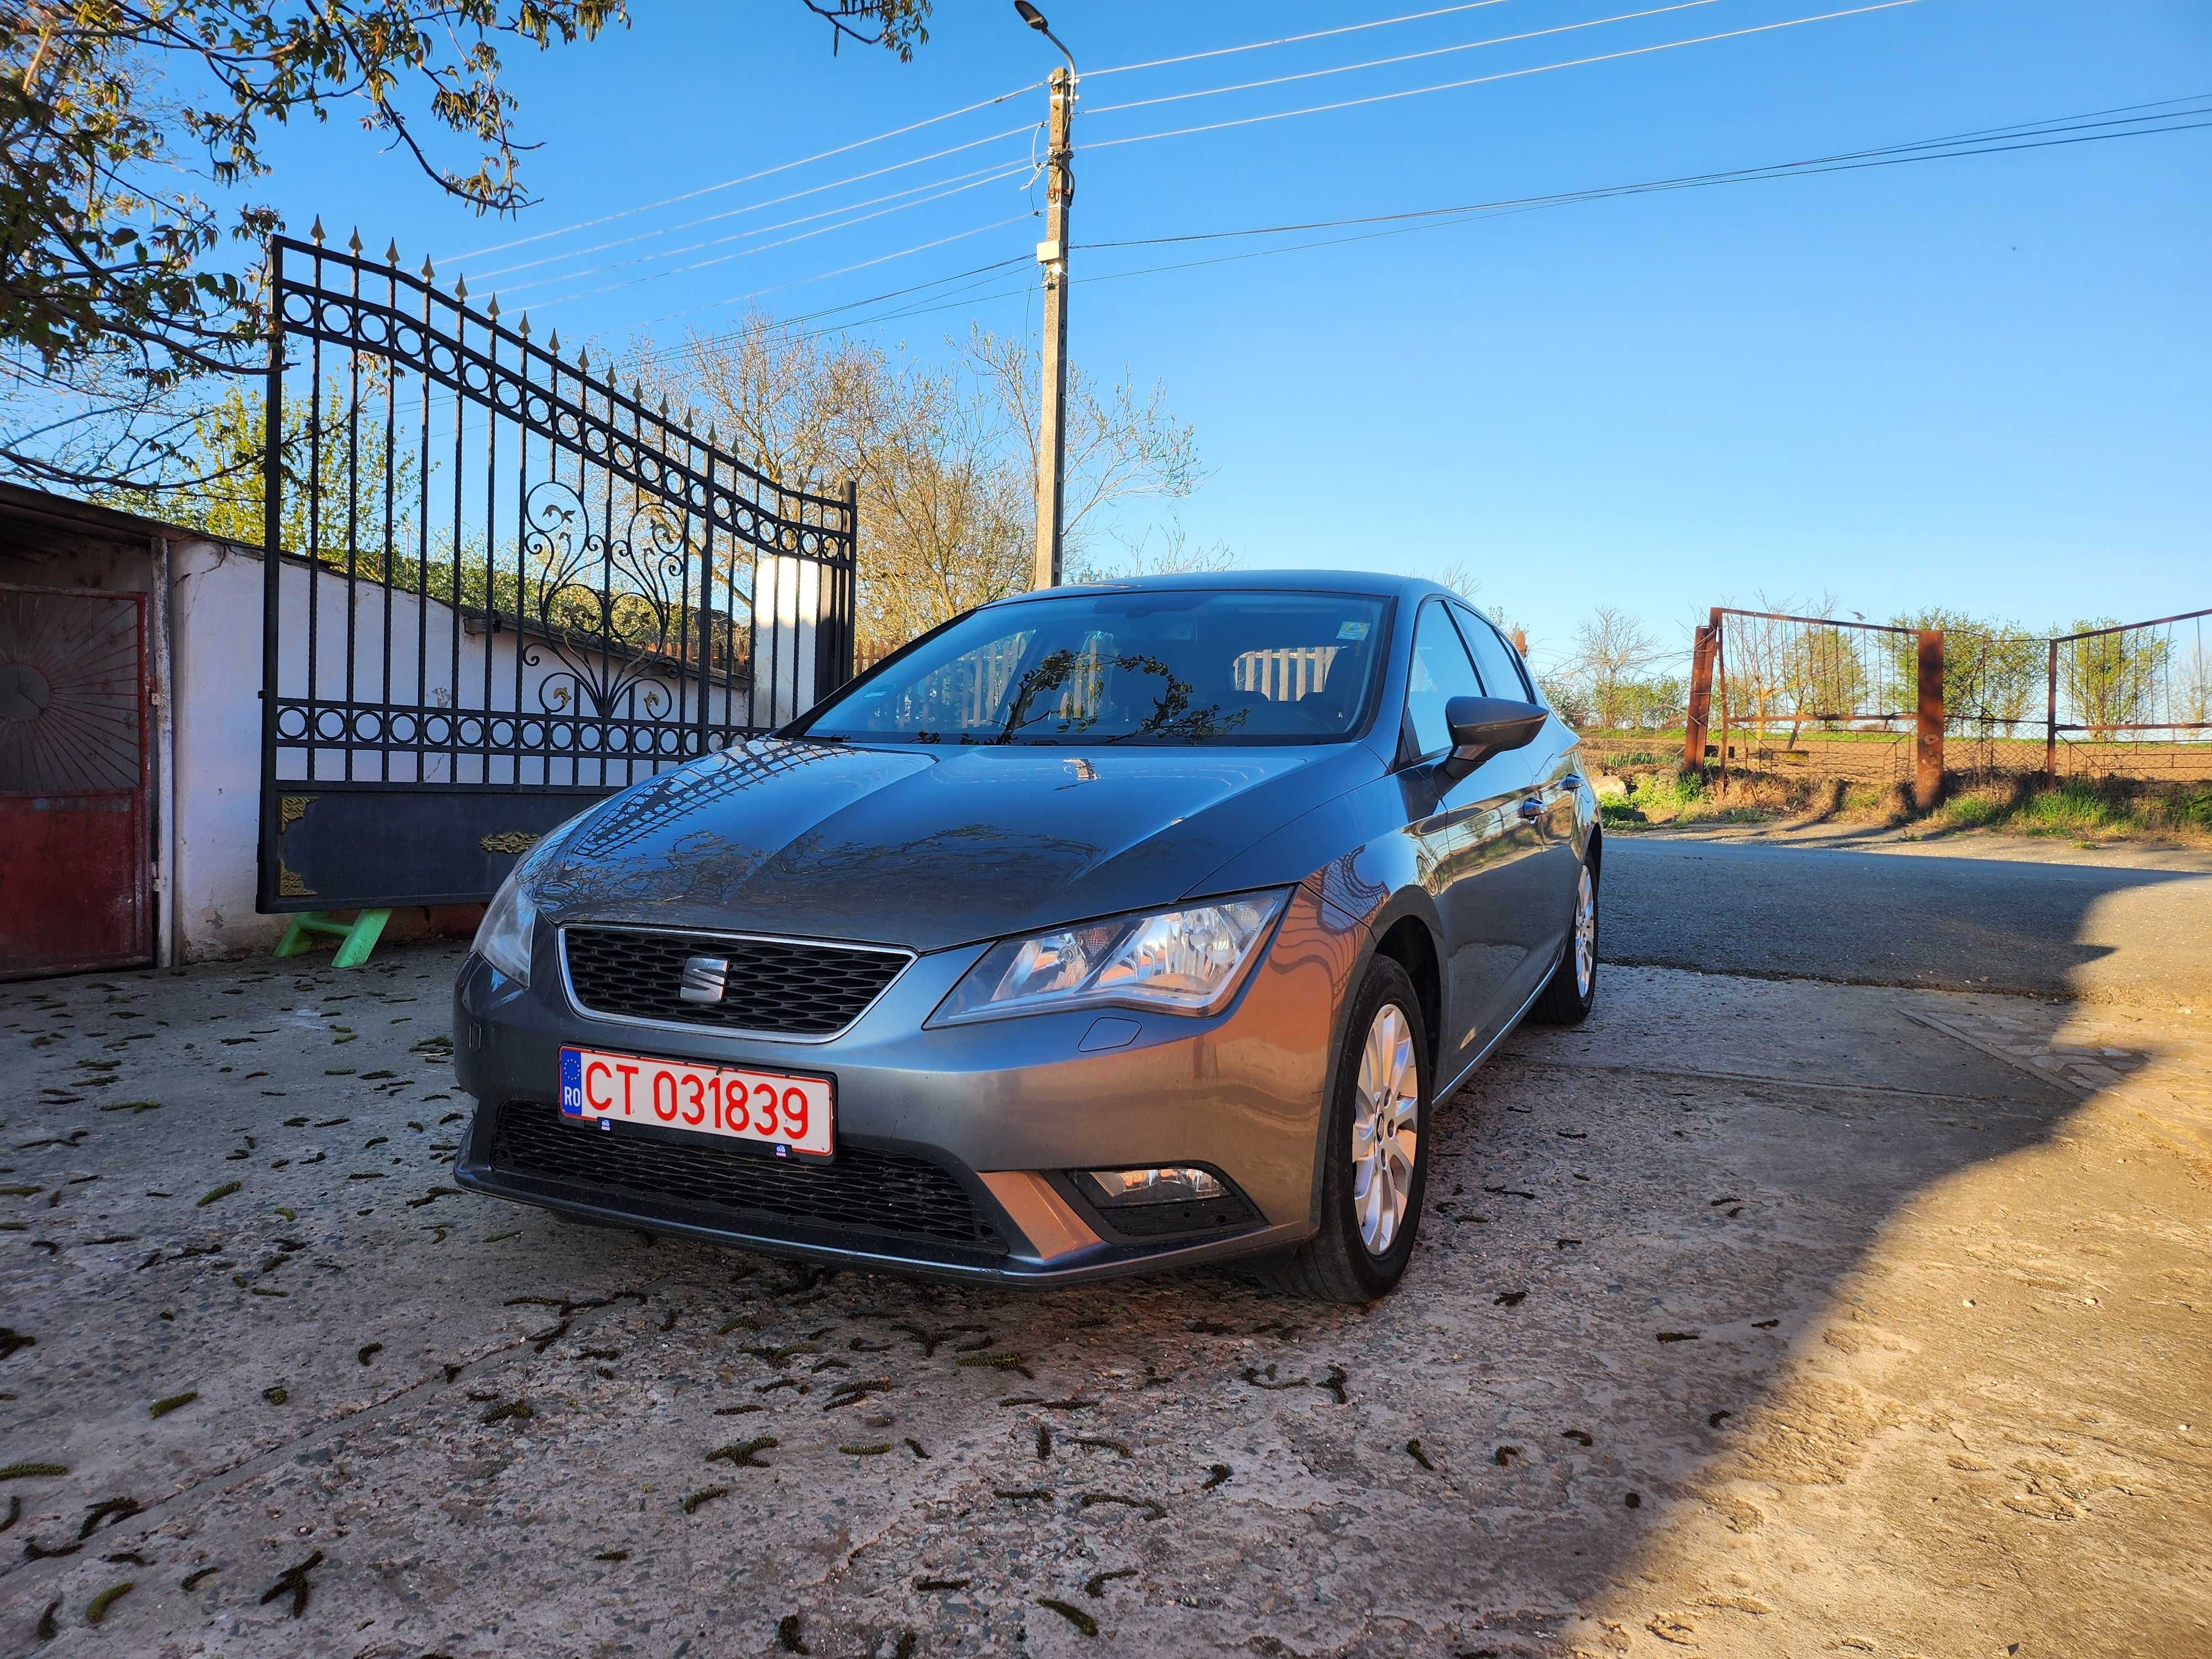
xmin=1016 ymin=3 xmax=1075 ymax=589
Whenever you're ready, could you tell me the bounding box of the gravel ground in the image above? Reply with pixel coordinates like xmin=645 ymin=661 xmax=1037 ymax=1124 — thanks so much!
xmin=2 ymin=943 xmax=2208 ymax=1658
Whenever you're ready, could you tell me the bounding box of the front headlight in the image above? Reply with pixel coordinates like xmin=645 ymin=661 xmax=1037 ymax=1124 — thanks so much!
xmin=469 ymin=819 xmax=583 ymax=985
xmin=929 ymin=891 xmax=1287 ymax=1026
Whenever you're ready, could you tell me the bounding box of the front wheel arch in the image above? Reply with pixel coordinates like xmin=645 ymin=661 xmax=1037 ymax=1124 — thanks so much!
xmin=1255 ymin=952 xmax=1433 ymax=1302
xmin=1369 ymin=914 xmax=1442 ymax=1077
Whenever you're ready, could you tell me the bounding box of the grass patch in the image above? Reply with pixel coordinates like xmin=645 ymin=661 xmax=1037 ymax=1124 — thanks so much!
xmin=1926 ymin=777 xmax=2212 ymax=842
xmin=1593 ymin=756 xmax=2211 ymax=844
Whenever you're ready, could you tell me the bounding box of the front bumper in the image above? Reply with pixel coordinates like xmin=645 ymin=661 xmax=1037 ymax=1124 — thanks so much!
xmin=451 ymin=883 xmax=1367 ymax=1285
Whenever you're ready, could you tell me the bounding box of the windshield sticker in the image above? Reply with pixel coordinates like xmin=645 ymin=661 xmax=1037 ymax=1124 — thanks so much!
xmin=1337 ymin=620 xmax=1370 ymax=641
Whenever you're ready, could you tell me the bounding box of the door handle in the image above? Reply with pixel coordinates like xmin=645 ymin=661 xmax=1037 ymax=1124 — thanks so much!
xmin=1517 ymin=797 xmax=1545 ymax=821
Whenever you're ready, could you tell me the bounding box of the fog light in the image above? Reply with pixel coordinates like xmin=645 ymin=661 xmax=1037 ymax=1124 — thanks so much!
xmin=1076 ymin=1166 xmax=1225 ymax=1207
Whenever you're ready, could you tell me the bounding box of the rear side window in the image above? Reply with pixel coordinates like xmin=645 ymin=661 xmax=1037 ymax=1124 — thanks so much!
xmin=1453 ymin=606 xmax=1533 ymax=701
xmin=1405 ymin=602 xmax=1483 ymax=757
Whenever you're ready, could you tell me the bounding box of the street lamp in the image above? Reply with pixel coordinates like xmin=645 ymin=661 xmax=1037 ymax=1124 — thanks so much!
xmin=1014 ymin=2 xmax=1076 ymax=589
xmin=1013 ymin=1 xmax=1075 ymax=71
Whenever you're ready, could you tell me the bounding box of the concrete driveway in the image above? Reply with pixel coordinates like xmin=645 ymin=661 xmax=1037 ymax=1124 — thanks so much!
xmin=2 ymin=842 xmax=2209 ymax=1658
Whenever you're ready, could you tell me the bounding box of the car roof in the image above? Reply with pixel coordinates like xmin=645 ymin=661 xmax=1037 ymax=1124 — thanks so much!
xmin=984 ymin=568 xmax=1455 ymax=608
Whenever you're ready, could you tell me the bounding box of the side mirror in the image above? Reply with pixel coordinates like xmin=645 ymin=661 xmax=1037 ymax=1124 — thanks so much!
xmin=1443 ymin=695 xmax=1547 ymax=771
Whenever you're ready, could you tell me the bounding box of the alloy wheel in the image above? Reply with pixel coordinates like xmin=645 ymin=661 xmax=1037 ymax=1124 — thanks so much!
xmin=1351 ymin=1002 xmax=1420 ymax=1256
xmin=1573 ymin=864 xmax=1597 ymax=998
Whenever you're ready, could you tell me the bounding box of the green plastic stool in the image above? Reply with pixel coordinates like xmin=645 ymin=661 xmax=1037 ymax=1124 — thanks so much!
xmin=274 ymin=909 xmax=392 ymax=968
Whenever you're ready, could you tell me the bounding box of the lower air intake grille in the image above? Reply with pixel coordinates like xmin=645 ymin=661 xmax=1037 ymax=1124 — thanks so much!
xmin=488 ymin=1101 xmax=1004 ymax=1254
xmin=561 ymin=926 xmax=909 ymax=1036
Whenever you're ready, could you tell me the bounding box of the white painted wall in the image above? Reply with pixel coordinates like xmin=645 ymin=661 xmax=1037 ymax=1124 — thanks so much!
xmin=750 ymin=554 xmax=823 ymax=729
xmin=165 ymin=539 xmax=266 ymax=957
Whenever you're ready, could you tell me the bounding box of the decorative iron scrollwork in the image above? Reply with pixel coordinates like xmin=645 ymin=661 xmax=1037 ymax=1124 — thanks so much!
xmin=519 ymin=479 xmax=691 ymax=726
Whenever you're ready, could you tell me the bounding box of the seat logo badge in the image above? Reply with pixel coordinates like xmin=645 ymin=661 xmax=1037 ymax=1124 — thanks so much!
xmin=679 ymin=955 xmax=729 ymax=1004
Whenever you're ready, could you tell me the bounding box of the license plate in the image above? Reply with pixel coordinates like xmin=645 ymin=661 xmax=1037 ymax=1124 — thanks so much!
xmin=559 ymin=1047 xmax=834 ymax=1160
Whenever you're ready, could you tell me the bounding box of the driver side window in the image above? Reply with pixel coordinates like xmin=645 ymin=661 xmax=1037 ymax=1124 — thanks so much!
xmin=1405 ymin=602 xmax=1483 ymax=758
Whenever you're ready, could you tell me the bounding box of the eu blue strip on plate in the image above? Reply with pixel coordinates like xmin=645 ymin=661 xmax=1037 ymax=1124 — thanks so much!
xmin=559 ymin=1048 xmax=584 ymax=1117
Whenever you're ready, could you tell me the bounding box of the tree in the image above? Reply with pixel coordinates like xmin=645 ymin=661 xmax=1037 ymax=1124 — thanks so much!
xmin=799 ymin=0 xmax=931 ymax=58
xmin=1537 ymin=673 xmax=1592 ymax=730
xmin=1618 ymin=676 xmax=1686 ymax=732
xmin=1782 ymin=625 xmax=1870 ymax=727
xmin=1432 ymin=559 xmax=1483 ymax=604
xmin=1887 ymin=608 xmax=2043 ymax=736
xmin=964 ymin=325 xmax=1202 ymax=567
xmin=1569 ymin=606 xmax=1665 ymax=731
xmin=97 ymin=371 xmax=413 ymax=555
xmin=630 ymin=314 xmax=1205 ymax=659
xmin=1 ymin=0 xmax=930 ymax=492
xmin=1709 ymin=593 xmax=1852 ymax=744
xmin=2180 ymin=637 xmax=2212 ymax=729
xmin=1072 ymin=521 xmax=1239 ymax=585
xmin=2057 ymin=619 xmax=2169 ymax=740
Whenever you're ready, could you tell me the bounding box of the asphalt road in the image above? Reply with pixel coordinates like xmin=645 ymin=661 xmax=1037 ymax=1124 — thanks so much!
xmin=1602 ymin=833 xmax=2212 ymax=1007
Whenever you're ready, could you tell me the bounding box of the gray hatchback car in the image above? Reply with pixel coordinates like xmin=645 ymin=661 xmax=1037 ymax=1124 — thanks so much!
xmin=451 ymin=572 xmax=1600 ymax=1301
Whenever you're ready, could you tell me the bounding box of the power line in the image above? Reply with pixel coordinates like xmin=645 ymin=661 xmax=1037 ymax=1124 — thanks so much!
xmin=542 ymin=213 xmax=1036 ymax=325
xmin=486 ymin=93 xmax=2208 ymax=380
xmin=440 ymin=1 xmax=1884 ymax=334
xmin=795 ymin=279 xmax=1035 ymax=342
xmin=631 ymin=257 xmax=1030 ymax=366
xmin=797 ymin=97 xmax=2212 ymax=336
xmin=1092 ymin=0 xmax=1929 ymax=153
xmin=1068 ymin=103 xmax=2212 ymax=279
xmin=495 ymin=165 xmax=1031 ymax=301
xmin=440 ymin=81 xmax=1042 ymax=263
xmin=523 ymin=2 xmax=1838 ymax=337
xmin=1079 ymin=99 xmax=2212 ymax=252
xmin=1086 ymin=0 xmax=1723 ymax=118
xmin=474 ymin=155 xmax=1032 ymax=284
xmin=454 ymin=124 xmax=1039 ymax=296
xmin=1088 ymin=1 xmax=1524 ymax=79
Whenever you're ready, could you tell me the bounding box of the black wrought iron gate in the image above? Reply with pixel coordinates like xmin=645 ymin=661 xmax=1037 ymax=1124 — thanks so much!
xmin=257 ymin=231 xmax=857 ymax=911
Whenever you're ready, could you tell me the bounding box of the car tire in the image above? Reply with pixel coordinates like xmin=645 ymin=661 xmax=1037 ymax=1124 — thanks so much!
xmin=1259 ymin=955 xmax=1432 ymax=1305
xmin=1527 ymin=857 xmax=1598 ymax=1026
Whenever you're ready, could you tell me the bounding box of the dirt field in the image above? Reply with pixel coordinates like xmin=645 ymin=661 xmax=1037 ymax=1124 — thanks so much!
xmin=1578 ymin=732 xmax=2212 ymax=787
xmin=3 ymin=932 xmax=2209 ymax=1657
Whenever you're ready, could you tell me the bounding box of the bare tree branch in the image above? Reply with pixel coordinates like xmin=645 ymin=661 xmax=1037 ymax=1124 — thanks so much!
xmin=2 ymin=0 xmax=929 ymax=493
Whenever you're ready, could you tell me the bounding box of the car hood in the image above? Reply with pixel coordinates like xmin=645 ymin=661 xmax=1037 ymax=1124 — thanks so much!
xmin=533 ymin=737 xmax=1381 ymax=952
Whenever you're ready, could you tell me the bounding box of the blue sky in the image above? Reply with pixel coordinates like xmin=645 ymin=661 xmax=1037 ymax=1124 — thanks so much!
xmin=244 ymin=0 xmax=2210 ymax=674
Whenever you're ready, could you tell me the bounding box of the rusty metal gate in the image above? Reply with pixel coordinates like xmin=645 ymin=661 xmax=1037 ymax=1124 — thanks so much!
xmin=1682 ymin=608 xmax=1945 ymax=806
xmin=1 ymin=585 xmax=151 ymax=978
xmin=257 ymin=231 xmax=857 ymax=911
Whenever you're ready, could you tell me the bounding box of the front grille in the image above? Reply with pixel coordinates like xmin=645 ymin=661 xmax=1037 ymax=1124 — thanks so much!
xmin=562 ymin=926 xmax=909 ymax=1036
xmin=488 ymin=1101 xmax=1005 ymax=1254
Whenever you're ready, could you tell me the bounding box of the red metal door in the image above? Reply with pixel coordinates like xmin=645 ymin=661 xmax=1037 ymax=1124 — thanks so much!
xmin=0 ymin=586 xmax=151 ymax=979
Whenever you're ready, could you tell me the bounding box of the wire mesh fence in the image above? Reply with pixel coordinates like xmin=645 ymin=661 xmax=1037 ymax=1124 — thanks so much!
xmin=1699 ymin=609 xmax=1927 ymax=787
xmin=2043 ymin=611 xmax=2212 ymax=781
xmin=1575 ymin=606 xmax=2212 ymax=791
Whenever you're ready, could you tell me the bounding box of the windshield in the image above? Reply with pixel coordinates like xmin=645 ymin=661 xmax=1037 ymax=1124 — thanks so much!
xmin=798 ymin=588 xmax=1391 ymax=747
